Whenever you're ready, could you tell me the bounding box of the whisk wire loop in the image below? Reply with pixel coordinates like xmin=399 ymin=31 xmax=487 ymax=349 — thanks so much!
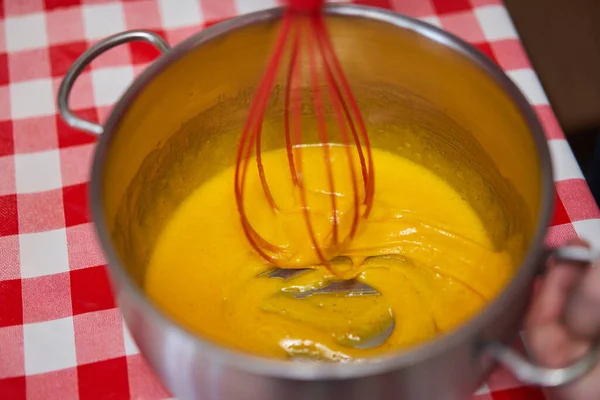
xmin=234 ymin=4 xmax=375 ymax=273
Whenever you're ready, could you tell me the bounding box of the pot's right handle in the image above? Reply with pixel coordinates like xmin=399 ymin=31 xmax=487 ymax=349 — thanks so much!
xmin=484 ymin=244 xmax=600 ymax=387
xmin=57 ymin=30 xmax=170 ymax=135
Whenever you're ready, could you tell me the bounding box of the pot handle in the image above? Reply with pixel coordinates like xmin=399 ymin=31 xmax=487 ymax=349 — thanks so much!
xmin=484 ymin=244 xmax=600 ymax=387
xmin=57 ymin=30 xmax=170 ymax=135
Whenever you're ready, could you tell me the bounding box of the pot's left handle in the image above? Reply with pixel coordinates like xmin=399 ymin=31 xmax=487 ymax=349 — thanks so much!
xmin=484 ymin=244 xmax=600 ymax=387
xmin=57 ymin=30 xmax=170 ymax=135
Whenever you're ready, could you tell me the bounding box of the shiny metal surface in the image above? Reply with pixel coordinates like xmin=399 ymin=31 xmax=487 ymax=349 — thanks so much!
xmin=259 ymin=265 xmax=392 ymax=349
xmin=486 ymin=338 xmax=599 ymax=387
xmin=554 ymin=244 xmax=600 ymax=264
xmin=261 ymin=268 xmax=380 ymax=297
xmin=292 ymin=280 xmax=379 ymax=299
xmin=260 ymin=270 xmax=395 ymax=351
xmin=485 ymin=244 xmax=600 ymax=387
xmin=55 ymin=4 xmax=595 ymax=400
xmin=57 ymin=30 xmax=170 ymax=135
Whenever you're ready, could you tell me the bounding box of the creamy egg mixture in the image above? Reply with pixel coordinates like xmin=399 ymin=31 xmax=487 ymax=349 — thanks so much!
xmin=144 ymin=145 xmax=514 ymax=360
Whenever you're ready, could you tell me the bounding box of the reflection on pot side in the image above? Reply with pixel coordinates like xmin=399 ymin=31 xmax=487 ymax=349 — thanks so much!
xmin=144 ymin=145 xmax=516 ymax=361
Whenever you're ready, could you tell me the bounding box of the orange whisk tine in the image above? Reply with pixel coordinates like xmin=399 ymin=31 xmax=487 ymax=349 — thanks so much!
xmin=310 ymin=14 xmax=375 ymax=214
xmin=306 ymin=19 xmax=361 ymax=242
xmin=234 ymin=0 xmax=375 ymax=272
xmin=305 ymin=27 xmax=340 ymax=249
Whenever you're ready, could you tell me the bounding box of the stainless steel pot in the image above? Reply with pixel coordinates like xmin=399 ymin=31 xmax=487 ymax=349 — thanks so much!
xmin=57 ymin=5 xmax=599 ymax=400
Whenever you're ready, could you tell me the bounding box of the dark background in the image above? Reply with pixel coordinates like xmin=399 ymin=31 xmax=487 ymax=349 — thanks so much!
xmin=504 ymin=0 xmax=600 ymax=205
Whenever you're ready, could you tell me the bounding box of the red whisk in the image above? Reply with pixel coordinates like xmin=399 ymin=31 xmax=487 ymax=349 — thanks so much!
xmin=234 ymin=0 xmax=375 ymax=274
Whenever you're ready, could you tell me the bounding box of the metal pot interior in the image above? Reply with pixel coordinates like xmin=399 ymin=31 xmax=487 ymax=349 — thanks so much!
xmin=100 ymin=13 xmax=543 ymax=318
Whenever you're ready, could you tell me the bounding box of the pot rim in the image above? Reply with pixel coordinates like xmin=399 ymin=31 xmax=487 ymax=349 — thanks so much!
xmin=90 ymin=4 xmax=554 ymax=381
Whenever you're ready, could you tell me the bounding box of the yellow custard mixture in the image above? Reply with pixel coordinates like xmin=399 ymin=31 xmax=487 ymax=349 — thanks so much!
xmin=145 ymin=146 xmax=515 ymax=360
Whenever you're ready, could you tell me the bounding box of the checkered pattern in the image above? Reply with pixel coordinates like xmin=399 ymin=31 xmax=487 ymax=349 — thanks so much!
xmin=0 ymin=0 xmax=598 ymax=399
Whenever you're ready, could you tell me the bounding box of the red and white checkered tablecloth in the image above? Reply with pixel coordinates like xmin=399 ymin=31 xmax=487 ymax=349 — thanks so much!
xmin=1 ymin=0 xmax=599 ymax=399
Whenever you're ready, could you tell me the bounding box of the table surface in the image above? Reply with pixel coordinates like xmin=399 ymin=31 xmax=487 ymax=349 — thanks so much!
xmin=1 ymin=0 xmax=599 ymax=399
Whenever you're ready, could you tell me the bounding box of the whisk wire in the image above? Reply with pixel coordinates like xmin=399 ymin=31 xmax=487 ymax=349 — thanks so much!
xmin=313 ymin=15 xmax=375 ymax=216
xmin=235 ymin=5 xmax=375 ymax=271
xmin=310 ymin=19 xmax=362 ymax=243
xmin=306 ymin=25 xmax=340 ymax=250
xmin=284 ymin=29 xmax=302 ymax=189
xmin=235 ymin=14 xmax=294 ymax=262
